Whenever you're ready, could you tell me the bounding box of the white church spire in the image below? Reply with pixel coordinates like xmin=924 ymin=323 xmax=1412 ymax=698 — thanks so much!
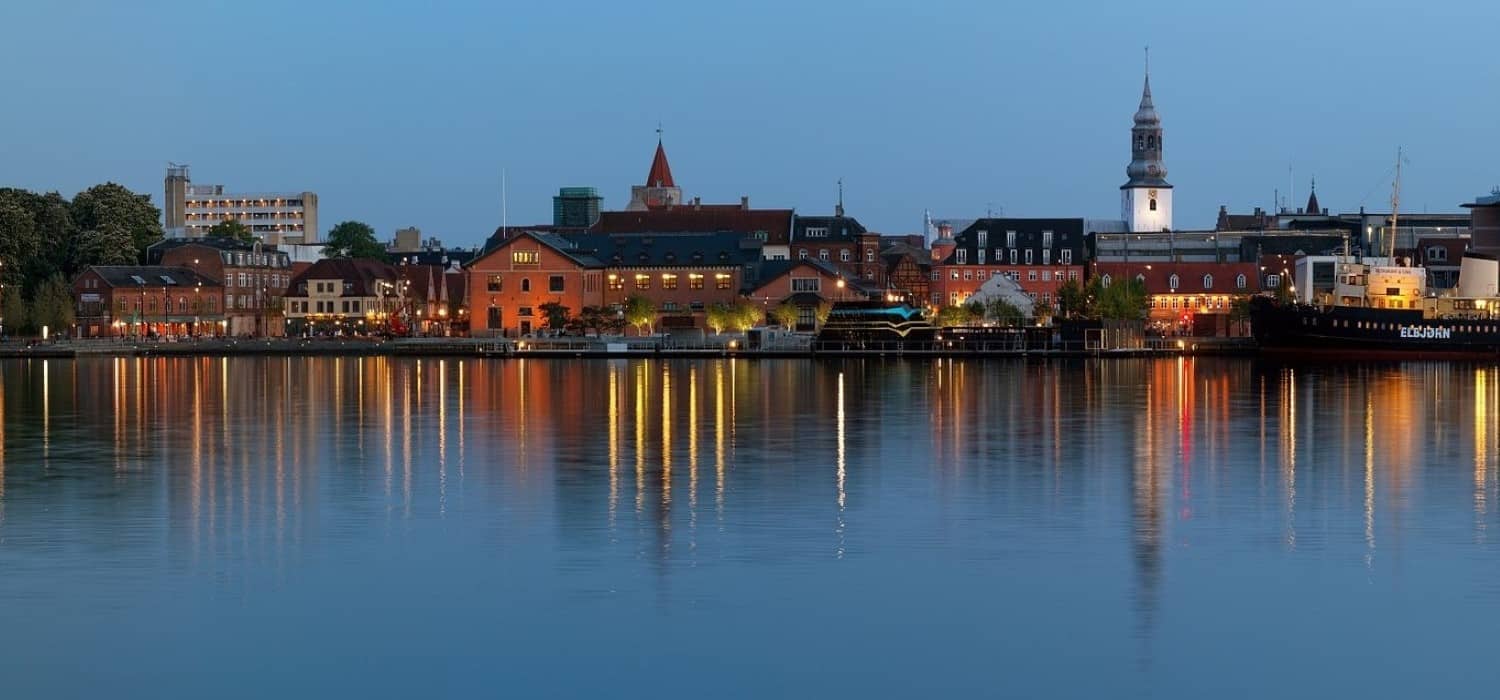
xmin=1121 ymin=49 xmax=1172 ymax=232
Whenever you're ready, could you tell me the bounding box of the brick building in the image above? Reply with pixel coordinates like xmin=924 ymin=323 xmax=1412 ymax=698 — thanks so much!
xmin=465 ymin=231 xmax=757 ymax=337
xmin=789 ymin=214 xmax=883 ymax=286
xmin=931 ymin=218 xmax=1088 ymax=309
xmin=746 ymin=259 xmax=880 ymax=330
xmin=149 ymin=238 xmax=294 ymax=336
xmin=1092 ymin=261 xmax=1260 ymax=334
xmin=73 ymin=266 xmax=224 ymax=338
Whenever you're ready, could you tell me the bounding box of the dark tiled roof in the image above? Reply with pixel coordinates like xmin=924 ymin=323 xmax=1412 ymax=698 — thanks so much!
xmin=85 ymin=265 xmax=222 ymax=289
xmin=754 ymin=258 xmax=882 ymax=297
xmin=390 ymin=248 xmax=480 ymax=267
xmin=560 ymin=233 xmax=759 ymax=268
xmin=942 ymin=218 xmax=1086 ymax=265
xmin=287 ymin=258 xmax=399 ymax=297
xmin=791 ymin=215 xmax=868 ymax=242
xmin=593 ymin=207 xmax=794 ymax=243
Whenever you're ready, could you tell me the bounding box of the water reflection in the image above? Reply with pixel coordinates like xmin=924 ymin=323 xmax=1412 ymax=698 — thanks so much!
xmin=2 ymin=357 xmax=1500 ymax=695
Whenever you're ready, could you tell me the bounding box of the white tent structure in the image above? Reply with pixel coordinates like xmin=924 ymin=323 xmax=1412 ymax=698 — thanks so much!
xmin=966 ymin=274 xmax=1037 ymax=319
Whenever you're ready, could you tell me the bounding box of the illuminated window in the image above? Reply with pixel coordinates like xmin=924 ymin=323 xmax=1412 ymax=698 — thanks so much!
xmin=791 ymin=278 xmax=821 ymax=293
xmin=512 ymin=250 xmax=540 ymax=264
xmin=608 ymin=274 xmax=623 ymax=291
xmin=689 ymin=273 xmax=704 ymax=290
xmin=487 ymin=275 xmax=502 ymax=292
xmin=635 ymin=274 xmax=650 ymax=290
xmin=662 ymin=273 xmax=678 ymax=290
xmin=715 ymin=273 xmax=732 ymax=290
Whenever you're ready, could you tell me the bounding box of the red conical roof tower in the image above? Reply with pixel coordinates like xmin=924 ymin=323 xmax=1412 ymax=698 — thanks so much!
xmin=646 ymin=138 xmax=675 ymax=188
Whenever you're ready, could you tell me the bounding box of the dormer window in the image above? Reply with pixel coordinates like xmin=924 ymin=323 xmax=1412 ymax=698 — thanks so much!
xmin=806 ymin=227 xmax=828 ymax=238
xmin=1168 ymin=273 xmax=1180 ymax=289
xmin=956 ymin=248 xmax=967 ymax=264
xmin=1203 ymin=274 xmax=1213 ymax=289
xmin=1236 ymin=274 xmax=1247 ymax=289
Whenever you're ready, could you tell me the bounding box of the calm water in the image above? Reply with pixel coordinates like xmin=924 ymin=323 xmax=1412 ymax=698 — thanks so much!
xmin=1 ymin=356 xmax=1499 ymax=697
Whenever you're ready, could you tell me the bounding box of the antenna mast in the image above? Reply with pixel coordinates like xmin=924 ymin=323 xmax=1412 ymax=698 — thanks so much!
xmin=1388 ymin=148 xmax=1402 ymax=262
xmin=501 ymin=168 xmax=508 ymax=239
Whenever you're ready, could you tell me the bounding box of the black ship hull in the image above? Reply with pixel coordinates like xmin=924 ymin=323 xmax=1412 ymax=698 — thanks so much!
xmin=1249 ymin=296 xmax=1500 ymax=359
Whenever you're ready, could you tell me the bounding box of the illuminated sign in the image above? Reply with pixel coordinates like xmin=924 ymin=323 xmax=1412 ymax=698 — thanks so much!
xmin=1399 ymin=326 xmax=1452 ymax=339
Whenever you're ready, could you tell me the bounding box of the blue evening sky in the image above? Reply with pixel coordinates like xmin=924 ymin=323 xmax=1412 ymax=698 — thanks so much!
xmin=1 ymin=0 xmax=1496 ymax=245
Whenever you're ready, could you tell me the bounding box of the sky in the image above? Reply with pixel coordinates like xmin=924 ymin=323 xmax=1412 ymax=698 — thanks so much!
xmin=2 ymin=0 xmax=1498 ymax=247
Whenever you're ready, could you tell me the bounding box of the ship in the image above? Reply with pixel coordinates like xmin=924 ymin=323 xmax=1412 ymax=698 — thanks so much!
xmin=1250 ymin=151 xmax=1500 ymax=359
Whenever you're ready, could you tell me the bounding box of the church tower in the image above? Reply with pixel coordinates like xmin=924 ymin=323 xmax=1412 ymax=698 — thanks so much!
xmin=1121 ymin=60 xmax=1172 ymax=232
xmin=626 ymin=131 xmax=684 ymax=211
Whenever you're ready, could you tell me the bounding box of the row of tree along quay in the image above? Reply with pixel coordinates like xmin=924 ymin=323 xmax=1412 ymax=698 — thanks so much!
xmin=0 ymin=183 xmax=165 ymax=338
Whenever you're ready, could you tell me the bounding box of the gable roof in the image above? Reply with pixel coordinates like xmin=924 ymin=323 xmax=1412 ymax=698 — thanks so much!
xmin=593 ymin=207 xmax=795 ymax=243
xmin=561 ymin=233 xmax=759 ymax=268
xmin=752 ymin=258 xmax=882 ymax=297
xmin=82 ymin=266 xmax=222 ymax=289
xmin=1093 ymin=262 xmax=1260 ymax=294
xmin=287 ymin=258 xmax=399 ymax=297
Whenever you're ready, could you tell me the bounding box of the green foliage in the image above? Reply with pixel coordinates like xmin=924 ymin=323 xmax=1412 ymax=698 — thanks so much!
xmin=705 ymin=303 xmax=732 ymax=334
xmin=1094 ymin=277 xmax=1149 ymax=321
xmin=1032 ymin=297 xmax=1054 ymax=325
xmin=730 ymin=300 xmax=761 ymax=332
xmin=574 ymin=305 xmax=623 ymax=336
xmin=1273 ymin=278 xmax=1294 ymax=304
xmin=1055 ymin=278 xmax=1088 ymax=319
xmin=770 ymin=301 xmax=799 ymax=330
xmin=539 ymin=301 xmax=569 ymax=330
xmin=70 ymin=183 xmax=163 ymax=263
xmin=2 ymin=285 xmax=27 ymax=334
xmin=324 ymin=221 xmax=387 ymax=260
xmin=935 ymin=304 xmax=981 ymax=327
xmin=815 ymin=301 xmax=834 ymax=326
xmin=985 ymin=298 xmax=1025 ymax=326
xmin=624 ymin=294 xmax=656 ymax=335
xmin=207 ymin=218 xmax=254 ymax=244
xmin=74 ymin=227 xmax=138 ymax=267
xmin=31 ymin=274 xmax=75 ymax=333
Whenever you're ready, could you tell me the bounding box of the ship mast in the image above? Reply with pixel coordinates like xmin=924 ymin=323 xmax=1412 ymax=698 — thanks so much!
xmin=1388 ymin=148 xmax=1402 ymax=262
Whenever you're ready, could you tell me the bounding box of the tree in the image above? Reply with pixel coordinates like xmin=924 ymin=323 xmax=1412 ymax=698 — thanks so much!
xmin=2 ymin=285 xmax=27 ymax=335
xmin=730 ymin=300 xmax=762 ymax=332
xmin=324 ymin=221 xmax=387 ymax=261
xmin=815 ymin=301 xmax=834 ymax=326
xmin=69 ymin=183 xmax=162 ymax=263
xmin=935 ymin=304 xmax=979 ymax=327
xmin=74 ymin=227 xmax=138 ymax=267
xmin=770 ymin=301 xmax=799 ymax=330
xmin=206 ymin=218 xmax=254 ymax=244
xmin=1032 ymin=297 xmax=1054 ymax=326
xmin=986 ymin=298 xmax=1025 ymax=326
xmin=1055 ymin=278 xmax=1088 ymax=320
xmin=539 ymin=301 xmax=570 ymax=330
xmin=31 ymin=274 xmax=74 ymax=334
xmin=706 ymin=303 xmax=732 ymax=335
xmin=624 ymin=294 xmax=655 ymax=335
xmin=1096 ymin=277 xmax=1149 ymax=321
xmin=1273 ymin=278 xmax=1295 ymax=305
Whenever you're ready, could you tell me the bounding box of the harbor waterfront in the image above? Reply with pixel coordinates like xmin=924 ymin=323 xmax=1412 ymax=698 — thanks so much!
xmin=3 ymin=356 xmax=1500 ymax=697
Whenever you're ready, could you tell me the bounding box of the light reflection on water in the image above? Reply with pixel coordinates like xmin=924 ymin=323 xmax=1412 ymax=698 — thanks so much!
xmin=1 ymin=357 xmax=1500 ymax=697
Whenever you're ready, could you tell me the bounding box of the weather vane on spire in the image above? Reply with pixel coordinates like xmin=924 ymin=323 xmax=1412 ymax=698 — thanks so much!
xmin=656 ymin=122 xmax=663 ymax=142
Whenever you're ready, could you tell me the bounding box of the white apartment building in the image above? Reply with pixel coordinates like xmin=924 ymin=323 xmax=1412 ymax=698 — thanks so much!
xmin=164 ymin=164 xmax=319 ymax=245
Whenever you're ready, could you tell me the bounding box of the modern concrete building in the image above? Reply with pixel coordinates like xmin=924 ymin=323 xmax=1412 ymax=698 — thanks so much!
xmin=163 ymin=165 xmax=319 ymax=245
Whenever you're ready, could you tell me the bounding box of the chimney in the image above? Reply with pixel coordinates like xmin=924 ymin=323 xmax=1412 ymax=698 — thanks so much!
xmin=693 ymin=196 xmax=701 ymax=210
xmin=740 ymin=196 xmax=749 ymax=210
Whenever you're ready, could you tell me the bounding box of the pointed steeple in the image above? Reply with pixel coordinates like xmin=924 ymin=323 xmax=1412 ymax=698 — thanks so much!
xmin=1134 ymin=50 xmax=1159 ymax=125
xmin=646 ymin=135 xmax=675 ymax=189
xmin=1304 ymin=177 xmax=1321 ymax=215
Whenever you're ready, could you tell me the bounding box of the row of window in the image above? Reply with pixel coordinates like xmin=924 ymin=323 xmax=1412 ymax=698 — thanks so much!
xmin=1150 ymin=296 xmax=1229 ymax=310
xmin=975 ymin=231 xmax=1059 ymax=249
xmin=610 ymin=273 xmax=733 ymax=291
xmin=939 ymin=269 xmax=1081 ymax=283
xmin=112 ymin=297 xmax=219 ymax=314
xmin=956 ymin=248 xmax=1073 ymax=266
xmin=184 ymin=199 xmax=306 ymax=208
xmin=795 ymin=248 xmax=877 ymax=263
xmin=290 ymin=300 xmax=377 ymax=315
xmin=1100 ymin=273 xmax=1250 ymax=290
xmin=220 ymin=251 xmax=290 ymax=268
